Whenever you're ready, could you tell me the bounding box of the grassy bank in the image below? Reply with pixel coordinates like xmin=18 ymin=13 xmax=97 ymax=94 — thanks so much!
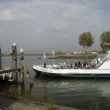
xmin=48 ymin=53 xmax=97 ymax=59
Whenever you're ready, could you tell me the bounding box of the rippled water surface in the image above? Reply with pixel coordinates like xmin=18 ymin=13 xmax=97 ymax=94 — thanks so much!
xmin=1 ymin=56 xmax=110 ymax=110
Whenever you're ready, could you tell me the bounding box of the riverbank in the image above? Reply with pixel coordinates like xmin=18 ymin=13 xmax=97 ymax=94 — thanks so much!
xmin=48 ymin=53 xmax=97 ymax=59
xmin=9 ymin=102 xmax=79 ymax=110
xmin=0 ymin=95 xmax=79 ymax=110
xmin=2 ymin=53 xmax=97 ymax=59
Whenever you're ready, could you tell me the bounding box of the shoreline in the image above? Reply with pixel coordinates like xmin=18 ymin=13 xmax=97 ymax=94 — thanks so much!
xmin=2 ymin=53 xmax=97 ymax=59
xmin=48 ymin=54 xmax=97 ymax=59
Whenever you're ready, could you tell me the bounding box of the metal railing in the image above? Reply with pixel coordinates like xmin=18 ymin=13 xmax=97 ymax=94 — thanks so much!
xmin=91 ymin=54 xmax=108 ymax=69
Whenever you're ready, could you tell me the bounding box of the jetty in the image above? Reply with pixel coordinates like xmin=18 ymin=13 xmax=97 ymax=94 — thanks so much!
xmin=0 ymin=42 xmax=32 ymax=84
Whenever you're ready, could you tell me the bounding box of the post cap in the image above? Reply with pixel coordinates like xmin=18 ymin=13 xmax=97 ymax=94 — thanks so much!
xmin=13 ymin=42 xmax=16 ymax=46
xmin=20 ymin=48 xmax=23 ymax=53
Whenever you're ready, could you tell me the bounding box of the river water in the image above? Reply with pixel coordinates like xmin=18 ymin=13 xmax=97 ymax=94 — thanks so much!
xmin=1 ymin=56 xmax=110 ymax=110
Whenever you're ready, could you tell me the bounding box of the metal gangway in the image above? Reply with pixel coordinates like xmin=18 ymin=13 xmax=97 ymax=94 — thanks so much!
xmin=91 ymin=54 xmax=109 ymax=69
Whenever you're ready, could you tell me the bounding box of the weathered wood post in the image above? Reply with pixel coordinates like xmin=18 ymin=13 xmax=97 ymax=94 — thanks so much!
xmin=12 ymin=42 xmax=18 ymax=81
xmin=0 ymin=47 xmax=2 ymax=70
xmin=20 ymin=48 xmax=24 ymax=83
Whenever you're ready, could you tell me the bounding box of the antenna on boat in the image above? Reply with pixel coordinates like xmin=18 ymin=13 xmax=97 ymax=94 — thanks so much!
xmin=52 ymin=50 xmax=54 ymax=65
xmin=43 ymin=52 xmax=46 ymax=62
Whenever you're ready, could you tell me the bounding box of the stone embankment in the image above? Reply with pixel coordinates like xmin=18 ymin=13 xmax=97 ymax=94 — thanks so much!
xmin=0 ymin=95 xmax=79 ymax=110
xmin=9 ymin=102 xmax=79 ymax=110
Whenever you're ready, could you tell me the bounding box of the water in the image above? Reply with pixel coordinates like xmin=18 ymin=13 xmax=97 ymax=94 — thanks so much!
xmin=1 ymin=56 xmax=110 ymax=110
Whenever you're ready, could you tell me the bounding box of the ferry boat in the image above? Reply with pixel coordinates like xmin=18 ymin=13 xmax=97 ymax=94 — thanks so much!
xmin=33 ymin=51 xmax=110 ymax=78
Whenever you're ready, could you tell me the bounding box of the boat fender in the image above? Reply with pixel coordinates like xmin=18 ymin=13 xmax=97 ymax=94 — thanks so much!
xmin=3 ymin=73 xmax=5 ymax=80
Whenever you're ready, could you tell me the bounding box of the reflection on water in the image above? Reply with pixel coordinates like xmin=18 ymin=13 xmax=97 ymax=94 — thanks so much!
xmin=0 ymin=83 xmax=25 ymax=98
xmin=1 ymin=79 xmax=110 ymax=110
xmin=1 ymin=56 xmax=110 ymax=110
xmin=34 ymin=78 xmax=110 ymax=110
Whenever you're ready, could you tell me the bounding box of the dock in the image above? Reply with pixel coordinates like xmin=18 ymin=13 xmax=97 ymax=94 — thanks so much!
xmin=0 ymin=68 xmax=21 ymax=74
xmin=0 ymin=42 xmax=32 ymax=84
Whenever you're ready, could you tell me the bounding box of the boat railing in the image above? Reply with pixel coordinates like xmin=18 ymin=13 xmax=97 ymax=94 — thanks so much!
xmin=92 ymin=54 xmax=108 ymax=69
xmin=95 ymin=58 xmax=107 ymax=69
xmin=91 ymin=54 xmax=108 ymax=69
xmin=91 ymin=57 xmax=98 ymax=65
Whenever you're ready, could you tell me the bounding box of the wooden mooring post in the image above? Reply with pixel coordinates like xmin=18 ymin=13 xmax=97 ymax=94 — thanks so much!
xmin=0 ymin=47 xmax=2 ymax=70
xmin=11 ymin=42 xmax=18 ymax=81
xmin=20 ymin=48 xmax=24 ymax=83
xmin=0 ymin=42 xmax=33 ymax=85
xmin=19 ymin=48 xmax=33 ymax=86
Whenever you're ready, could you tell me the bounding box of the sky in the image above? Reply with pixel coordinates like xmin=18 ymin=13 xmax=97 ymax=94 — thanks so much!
xmin=0 ymin=0 xmax=110 ymax=53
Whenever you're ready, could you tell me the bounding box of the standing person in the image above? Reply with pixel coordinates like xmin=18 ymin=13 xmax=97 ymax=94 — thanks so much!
xmin=70 ymin=63 xmax=73 ymax=68
xmin=44 ymin=62 xmax=46 ymax=68
xmin=63 ymin=61 xmax=66 ymax=68
xmin=74 ymin=62 xmax=78 ymax=69
xmin=43 ymin=52 xmax=47 ymax=68
xmin=60 ymin=61 xmax=64 ymax=69
xmin=78 ymin=61 xmax=81 ymax=68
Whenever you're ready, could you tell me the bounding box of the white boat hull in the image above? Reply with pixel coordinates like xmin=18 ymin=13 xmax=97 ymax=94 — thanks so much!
xmin=33 ymin=65 xmax=110 ymax=78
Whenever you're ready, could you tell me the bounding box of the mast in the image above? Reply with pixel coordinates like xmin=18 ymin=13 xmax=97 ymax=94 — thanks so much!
xmin=0 ymin=47 xmax=2 ymax=70
xmin=43 ymin=52 xmax=46 ymax=62
xmin=52 ymin=50 xmax=54 ymax=65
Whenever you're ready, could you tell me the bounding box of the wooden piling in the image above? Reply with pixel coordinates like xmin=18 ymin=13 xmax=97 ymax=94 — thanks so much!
xmin=20 ymin=48 xmax=24 ymax=83
xmin=0 ymin=47 xmax=2 ymax=70
xmin=19 ymin=48 xmax=33 ymax=85
xmin=0 ymin=43 xmax=33 ymax=85
xmin=11 ymin=42 xmax=18 ymax=81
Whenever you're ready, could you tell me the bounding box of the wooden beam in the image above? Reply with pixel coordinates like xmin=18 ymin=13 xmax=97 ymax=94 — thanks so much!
xmin=0 ymin=68 xmax=21 ymax=74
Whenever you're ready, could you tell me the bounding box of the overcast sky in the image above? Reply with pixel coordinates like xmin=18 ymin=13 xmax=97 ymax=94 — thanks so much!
xmin=0 ymin=0 xmax=110 ymax=53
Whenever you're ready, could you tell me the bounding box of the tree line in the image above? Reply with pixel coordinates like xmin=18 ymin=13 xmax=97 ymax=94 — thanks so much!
xmin=79 ymin=31 xmax=110 ymax=52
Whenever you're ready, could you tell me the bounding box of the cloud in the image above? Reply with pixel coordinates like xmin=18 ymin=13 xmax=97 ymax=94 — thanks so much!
xmin=0 ymin=8 xmax=31 ymax=21
xmin=0 ymin=0 xmax=31 ymax=21
xmin=0 ymin=0 xmax=110 ymax=52
xmin=0 ymin=9 xmax=14 ymax=20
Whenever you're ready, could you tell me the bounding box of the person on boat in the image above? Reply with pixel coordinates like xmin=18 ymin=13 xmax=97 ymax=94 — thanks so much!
xmin=81 ymin=63 xmax=84 ymax=69
xmin=60 ymin=61 xmax=66 ymax=69
xmin=78 ymin=61 xmax=81 ymax=68
xmin=70 ymin=63 xmax=74 ymax=69
xmin=83 ymin=61 xmax=87 ymax=68
xmin=60 ymin=61 xmax=63 ymax=69
xmin=74 ymin=62 xmax=78 ymax=69
xmin=63 ymin=61 xmax=66 ymax=68
xmin=44 ymin=62 xmax=46 ymax=68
